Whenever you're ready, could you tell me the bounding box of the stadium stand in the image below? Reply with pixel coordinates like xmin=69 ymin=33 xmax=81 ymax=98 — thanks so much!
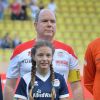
xmin=0 ymin=0 xmax=100 ymax=68
xmin=0 ymin=0 xmax=100 ymax=99
xmin=0 ymin=0 xmax=99 ymax=67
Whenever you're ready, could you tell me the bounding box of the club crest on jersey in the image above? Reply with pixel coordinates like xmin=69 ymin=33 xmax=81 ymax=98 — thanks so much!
xmin=57 ymin=51 xmax=65 ymax=57
xmin=34 ymin=81 xmax=38 ymax=86
xmin=53 ymin=79 xmax=60 ymax=87
xmin=28 ymin=51 xmax=31 ymax=56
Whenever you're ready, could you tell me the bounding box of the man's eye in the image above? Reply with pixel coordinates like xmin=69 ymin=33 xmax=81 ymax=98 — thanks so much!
xmin=42 ymin=20 xmax=47 ymax=22
xmin=51 ymin=20 xmax=56 ymax=23
xmin=47 ymin=54 xmax=51 ymax=57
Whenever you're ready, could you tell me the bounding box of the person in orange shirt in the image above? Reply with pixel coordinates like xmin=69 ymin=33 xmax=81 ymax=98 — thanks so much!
xmin=83 ymin=38 xmax=100 ymax=100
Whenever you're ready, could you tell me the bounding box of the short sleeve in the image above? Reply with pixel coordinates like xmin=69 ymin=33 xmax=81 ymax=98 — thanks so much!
xmin=69 ymin=47 xmax=79 ymax=70
xmin=14 ymin=78 xmax=27 ymax=100
xmin=59 ymin=75 xmax=69 ymax=98
xmin=6 ymin=54 xmax=20 ymax=78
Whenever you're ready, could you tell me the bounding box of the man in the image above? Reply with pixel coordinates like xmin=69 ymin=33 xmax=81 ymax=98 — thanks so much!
xmin=4 ymin=9 xmax=84 ymax=100
xmin=84 ymin=38 xmax=100 ymax=100
xmin=0 ymin=76 xmax=3 ymax=100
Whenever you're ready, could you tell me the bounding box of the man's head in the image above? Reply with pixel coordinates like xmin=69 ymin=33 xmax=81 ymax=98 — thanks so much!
xmin=34 ymin=9 xmax=56 ymax=42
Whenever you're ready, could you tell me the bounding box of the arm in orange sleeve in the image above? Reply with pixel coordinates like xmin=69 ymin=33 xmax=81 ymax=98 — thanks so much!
xmin=83 ymin=45 xmax=96 ymax=94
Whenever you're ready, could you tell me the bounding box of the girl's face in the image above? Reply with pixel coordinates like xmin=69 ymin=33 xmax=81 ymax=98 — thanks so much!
xmin=34 ymin=46 xmax=53 ymax=71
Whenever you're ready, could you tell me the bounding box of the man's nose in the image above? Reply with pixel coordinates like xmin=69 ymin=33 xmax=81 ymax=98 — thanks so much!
xmin=47 ymin=21 xmax=52 ymax=26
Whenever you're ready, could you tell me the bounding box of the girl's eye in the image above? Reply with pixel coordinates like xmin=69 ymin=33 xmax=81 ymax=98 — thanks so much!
xmin=38 ymin=54 xmax=43 ymax=57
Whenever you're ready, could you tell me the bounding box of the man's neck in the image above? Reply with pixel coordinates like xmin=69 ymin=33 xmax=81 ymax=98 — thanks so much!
xmin=36 ymin=37 xmax=54 ymax=43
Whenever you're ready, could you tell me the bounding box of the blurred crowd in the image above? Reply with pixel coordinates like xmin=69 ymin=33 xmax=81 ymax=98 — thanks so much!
xmin=0 ymin=33 xmax=22 ymax=49
xmin=0 ymin=0 xmax=56 ymax=21
xmin=0 ymin=0 xmax=57 ymax=49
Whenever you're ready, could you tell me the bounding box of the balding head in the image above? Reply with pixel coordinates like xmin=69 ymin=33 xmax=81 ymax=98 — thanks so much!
xmin=34 ymin=9 xmax=56 ymax=42
xmin=35 ymin=9 xmax=56 ymax=22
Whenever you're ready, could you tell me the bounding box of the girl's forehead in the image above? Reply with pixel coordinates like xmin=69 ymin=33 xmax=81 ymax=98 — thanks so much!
xmin=36 ymin=46 xmax=52 ymax=53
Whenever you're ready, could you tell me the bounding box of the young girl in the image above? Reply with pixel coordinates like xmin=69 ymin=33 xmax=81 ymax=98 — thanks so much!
xmin=14 ymin=40 xmax=69 ymax=100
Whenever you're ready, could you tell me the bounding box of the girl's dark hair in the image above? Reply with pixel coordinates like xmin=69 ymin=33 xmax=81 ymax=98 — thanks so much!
xmin=29 ymin=40 xmax=56 ymax=100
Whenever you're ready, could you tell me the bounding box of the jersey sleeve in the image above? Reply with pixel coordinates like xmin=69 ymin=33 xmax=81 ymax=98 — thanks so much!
xmin=6 ymin=54 xmax=20 ymax=78
xmin=83 ymin=45 xmax=96 ymax=94
xmin=68 ymin=47 xmax=81 ymax=82
xmin=6 ymin=48 xmax=21 ymax=78
xmin=59 ymin=75 xmax=69 ymax=98
xmin=14 ymin=77 xmax=27 ymax=100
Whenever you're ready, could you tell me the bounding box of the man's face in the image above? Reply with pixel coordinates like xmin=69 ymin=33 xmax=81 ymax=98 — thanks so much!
xmin=35 ymin=10 xmax=56 ymax=42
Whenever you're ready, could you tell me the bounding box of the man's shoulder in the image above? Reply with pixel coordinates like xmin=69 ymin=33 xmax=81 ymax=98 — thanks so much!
xmin=54 ymin=40 xmax=72 ymax=48
xmin=11 ymin=40 xmax=35 ymax=59
xmin=15 ymin=39 xmax=35 ymax=49
xmin=54 ymin=40 xmax=77 ymax=58
xmin=54 ymin=40 xmax=74 ymax=52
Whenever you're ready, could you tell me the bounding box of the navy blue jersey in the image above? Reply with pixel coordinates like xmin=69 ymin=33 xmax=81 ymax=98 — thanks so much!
xmin=14 ymin=72 xmax=69 ymax=100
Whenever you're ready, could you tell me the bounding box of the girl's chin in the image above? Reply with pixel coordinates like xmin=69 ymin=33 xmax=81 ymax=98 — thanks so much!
xmin=40 ymin=66 xmax=48 ymax=69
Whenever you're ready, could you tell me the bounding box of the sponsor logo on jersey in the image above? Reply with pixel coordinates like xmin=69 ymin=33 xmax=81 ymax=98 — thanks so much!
xmin=56 ymin=60 xmax=68 ymax=66
xmin=22 ymin=59 xmax=31 ymax=63
xmin=33 ymin=89 xmax=51 ymax=98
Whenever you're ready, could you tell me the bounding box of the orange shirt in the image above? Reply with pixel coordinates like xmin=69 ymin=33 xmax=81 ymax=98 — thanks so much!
xmin=84 ymin=38 xmax=100 ymax=100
